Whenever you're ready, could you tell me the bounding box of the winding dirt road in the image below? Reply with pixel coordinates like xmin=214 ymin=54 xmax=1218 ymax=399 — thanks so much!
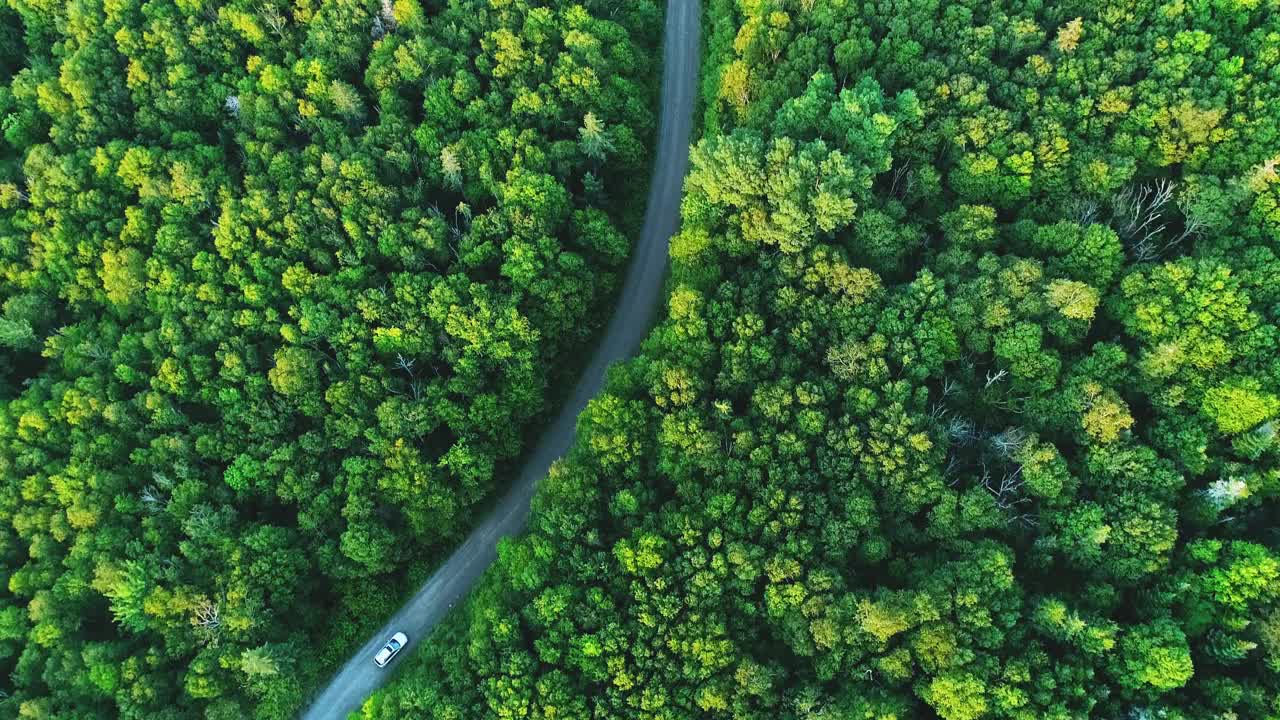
xmin=299 ymin=2 xmax=700 ymax=717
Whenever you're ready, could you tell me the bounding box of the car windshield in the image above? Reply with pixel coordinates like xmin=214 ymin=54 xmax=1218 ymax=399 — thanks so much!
xmin=387 ymin=640 xmax=400 ymax=651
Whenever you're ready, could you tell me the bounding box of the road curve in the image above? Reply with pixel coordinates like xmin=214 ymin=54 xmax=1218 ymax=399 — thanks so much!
xmin=299 ymin=2 xmax=701 ymax=718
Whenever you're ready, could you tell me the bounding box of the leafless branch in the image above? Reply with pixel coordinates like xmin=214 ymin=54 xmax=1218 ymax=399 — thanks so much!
xmin=944 ymin=454 xmax=962 ymax=486
xmin=984 ymin=368 xmax=1008 ymax=389
xmin=889 ymin=163 xmax=912 ymax=198
xmin=947 ymin=416 xmax=977 ymax=446
xmin=1007 ymin=513 xmax=1039 ymax=528
xmin=258 ymin=4 xmax=288 ymax=40
xmin=140 ymin=486 xmax=166 ymax=513
xmin=1112 ymin=179 xmax=1179 ymax=261
xmin=394 ymin=354 xmax=416 ymax=376
xmin=989 ymin=393 xmax=1030 ymax=414
xmin=929 ymin=402 xmax=949 ymax=422
xmin=192 ymin=598 xmax=222 ymax=645
xmin=990 ymin=427 xmax=1027 ymax=458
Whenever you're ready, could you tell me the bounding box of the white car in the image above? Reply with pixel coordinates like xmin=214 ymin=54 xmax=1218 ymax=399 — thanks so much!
xmin=373 ymin=632 xmax=408 ymax=667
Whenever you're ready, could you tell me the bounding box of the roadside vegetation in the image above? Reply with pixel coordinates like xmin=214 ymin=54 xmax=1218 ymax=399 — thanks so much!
xmin=360 ymin=1 xmax=1280 ymax=719
xmin=0 ymin=1 xmax=660 ymax=717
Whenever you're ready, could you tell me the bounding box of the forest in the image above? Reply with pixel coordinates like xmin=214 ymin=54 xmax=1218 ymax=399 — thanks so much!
xmin=0 ymin=0 xmax=661 ymax=717
xmin=358 ymin=1 xmax=1280 ymax=720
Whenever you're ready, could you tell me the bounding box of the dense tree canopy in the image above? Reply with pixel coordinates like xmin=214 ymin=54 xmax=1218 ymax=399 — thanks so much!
xmin=0 ymin=0 xmax=659 ymax=717
xmin=362 ymin=1 xmax=1280 ymax=719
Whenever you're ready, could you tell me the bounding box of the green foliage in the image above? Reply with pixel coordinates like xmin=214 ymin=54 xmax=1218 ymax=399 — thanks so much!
xmin=8 ymin=0 xmax=1280 ymax=718
xmin=360 ymin=2 xmax=1280 ymax=719
xmin=1112 ymin=621 xmax=1196 ymax=694
xmin=1202 ymin=381 xmax=1280 ymax=436
xmin=920 ymin=672 xmax=989 ymax=720
xmin=0 ymin=0 xmax=662 ymax=717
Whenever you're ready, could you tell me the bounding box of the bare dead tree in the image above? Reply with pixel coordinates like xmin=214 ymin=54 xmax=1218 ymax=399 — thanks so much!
xmin=1069 ymin=197 xmax=1099 ymax=226
xmin=947 ymin=416 xmax=977 ymax=446
xmin=1114 ymin=179 xmax=1175 ymax=238
xmin=887 ymin=162 xmax=912 ymax=198
xmin=984 ymin=368 xmax=1008 ymax=389
xmin=985 ymin=466 xmax=1027 ymax=508
xmin=1201 ymin=477 xmax=1249 ymax=511
xmin=192 ymin=598 xmax=222 ymax=644
xmin=990 ymin=426 xmax=1027 ymax=459
xmin=1161 ymin=207 xmax=1207 ymax=254
xmin=394 ymin=354 xmax=416 ymax=376
xmin=975 ymin=462 xmax=992 ymax=491
xmin=257 ymin=3 xmax=288 ymax=40
xmin=1111 ymin=179 xmax=1178 ymax=261
xmin=1007 ymin=512 xmax=1039 ymax=528
xmin=380 ymin=0 xmax=398 ymax=31
xmin=989 ymin=392 xmax=1030 ymax=414
xmin=983 ymin=465 xmax=1037 ymax=528
xmin=944 ymin=454 xmax=962 ymax=486
xmin=140 ymin=486 xmax=166 ymax=513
